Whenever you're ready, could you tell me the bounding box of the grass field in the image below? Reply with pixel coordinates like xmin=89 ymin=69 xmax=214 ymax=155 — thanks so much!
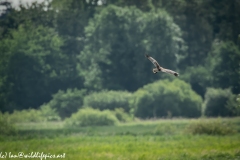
xmin=1 ymin=118 xmax=240 ymax=160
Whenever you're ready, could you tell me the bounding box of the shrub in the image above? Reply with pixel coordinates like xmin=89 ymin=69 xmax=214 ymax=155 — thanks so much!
xmin=0 ymin=112 xmax=16 ymax=135
xmin=39 ymin=105 xmax=61 ymax=121
xmin=186 ymin=119 xmax=237 ymax=135
xmin=83 ymin=90 xmax=132 ymax=112
xmin=65 ymin=108 xmax=119 ymax=127
xmin=132 ymin=79 xmax=202 ymax=118
xmin=5 ymin=109 xmax=45 ymax=123
xmin=43 ymin=88 xmax=86 ymax=119
xmin=2 ymin=106 xmax=60 ymax=123
xmin=112 ymin=108 xmax=132 ymax=122
xmin=203 ymin=88 xmax=235 ymax=117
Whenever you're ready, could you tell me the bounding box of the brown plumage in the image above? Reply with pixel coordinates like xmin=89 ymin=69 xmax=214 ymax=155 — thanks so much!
xmin=145 ymin=54 xmax=179 ymax=77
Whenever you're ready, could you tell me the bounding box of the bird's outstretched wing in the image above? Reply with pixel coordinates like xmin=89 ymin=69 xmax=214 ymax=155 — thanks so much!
xmin=161 ymin=68 xmax=179 ymax=77
xmin=145 ymin=54 xmax=161 ymax=70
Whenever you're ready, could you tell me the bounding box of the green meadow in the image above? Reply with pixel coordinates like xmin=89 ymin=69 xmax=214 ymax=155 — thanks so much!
xmin=1 ymin=118 xmax=240 ymax=160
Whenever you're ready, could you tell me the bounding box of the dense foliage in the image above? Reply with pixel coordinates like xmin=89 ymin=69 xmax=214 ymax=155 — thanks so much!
xmin=0 ymin=0 xmax=239 ymax=118
xmin=132 ymin=79 xmax=202 ymax=118
xmin=79 ymin=5 xmax=185 ymax=91
xmin=0 ymin=24 xmax=65 ymax=112
xmin=41 ymin=88 xmax=86 ymax=119
xmin=0 ymin=112 xmax=16 ymax=135
xmin=208 ymin=41 xmax=240 ymax=94
xmin=203 ymin=88 xmax=238 ymax=117
xmin=83 ymin=90 xmax=132 ymax=112
xmin=1 ymin=106 xmax=60 ymax=123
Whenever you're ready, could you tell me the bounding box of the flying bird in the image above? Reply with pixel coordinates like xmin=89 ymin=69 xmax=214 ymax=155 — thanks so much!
xmin=145 ymin=54 xmax=179 ymax=76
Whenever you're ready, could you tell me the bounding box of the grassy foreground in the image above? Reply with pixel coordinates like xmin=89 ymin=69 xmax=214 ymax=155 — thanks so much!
xmin=1 ymin=118 xmax=240 ymax=160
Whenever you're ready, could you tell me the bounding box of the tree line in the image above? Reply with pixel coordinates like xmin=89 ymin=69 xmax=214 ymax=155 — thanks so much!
xmin=0 ymin=0 xmax=239 ymax=118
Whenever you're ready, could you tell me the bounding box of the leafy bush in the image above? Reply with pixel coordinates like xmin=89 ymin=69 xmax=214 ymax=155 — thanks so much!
xmin=132 ymin=79 xmax=202 ymax=118
xmin=83 ymin=90 xmax=132 ymax=112
xmin=186 ymin=119 xmax=237 ymax=135
xmin=3 ymin=106 xmax=60 ymax=123
xmin=42 ymin=88 xmax=86 ymax=119
xmin=5 ymin=109 xmax=45 ymax=123
xmin=203 ymin=88 xmax=236 ymax=117
xmin=0 ymin=112 xmax=16 ymax=135
xmin=65 ymin=108 xmax=119 ymax=127
xmin=4 ymin=105 xmax=60 ymax=123
xmin=112 ymin=108 xmax=132 ymax=122
xmin=39 ymin=105 xmax=61 ymax=121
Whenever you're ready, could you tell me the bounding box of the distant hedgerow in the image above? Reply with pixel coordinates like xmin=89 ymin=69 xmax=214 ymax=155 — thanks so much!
xmin=186 ymin=119 xmax=237 ymax=135
xmin=4 ymin=109 xmax=45 ymax=123
xmin=2 ymin=107 xmax=60 ymax=123
xmin=83 ymin=90 xmax=132 ymax=112
xmin=65 ymin=108 xmax=119 ymax=127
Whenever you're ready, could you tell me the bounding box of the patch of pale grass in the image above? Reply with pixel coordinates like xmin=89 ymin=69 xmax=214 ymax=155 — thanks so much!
xmin=16 ymin=121 xmax=64 ymax=130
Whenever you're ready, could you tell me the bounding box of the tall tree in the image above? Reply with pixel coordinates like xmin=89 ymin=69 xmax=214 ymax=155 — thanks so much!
xmin=50 ymin=0 xmax=101 ymax=89
xmin=208 ymin=0 xmax=240 ymax=44
xmin=208 ymin=41 xmax=240 ymax=94
xmin=0 ymin=23 xmax=66 ymax=112
xmin=0 ymin=0 xmax=55 ymax=39
xmin=0 ymin=1 xmax=18 ymax=39
xmin=150 ymin=0 xmax=213 ymax=68
xmin=79 ymin=5 xmax=185 ymax=91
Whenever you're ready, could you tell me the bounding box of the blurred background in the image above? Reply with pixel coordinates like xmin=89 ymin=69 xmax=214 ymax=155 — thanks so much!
xmin=0 ymin=0 xmax=239 ymax=120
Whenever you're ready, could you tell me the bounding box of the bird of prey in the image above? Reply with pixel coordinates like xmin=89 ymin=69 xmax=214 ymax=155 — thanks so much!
xmin=145 ymin=54 xmax=179 ymax=76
